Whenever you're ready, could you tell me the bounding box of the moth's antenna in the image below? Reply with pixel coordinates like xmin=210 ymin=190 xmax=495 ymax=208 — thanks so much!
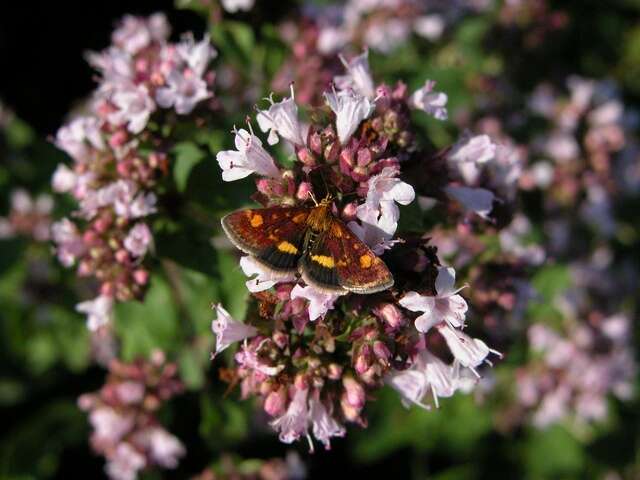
xmin=308 ymin=190 xmax=319 ymax=206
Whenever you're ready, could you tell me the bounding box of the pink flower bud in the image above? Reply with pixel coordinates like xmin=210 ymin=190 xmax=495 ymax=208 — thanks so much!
xmin=78 ymin=260 xmax=93 ymax=277
xmin=115 ymin=249 xmax=130 ymax=264
xmin=94 ymin=216 xmax=112 ymax=234
xmin=109 ymin=129 xmax=129 ymax=149
xmin=328 ymin=363 xmax=343 ymax=380
xmin=116 ymin=160 xmax=131 ymax=177
xmin=357 ymin=148 xmax=372 ymax=167
xmin=342 ymin=376 xmax=365 ymax=409
xmin=133 ymin=269 xmax=149 ymax=285
xmin=340 ymin=394 xmax=361 ymax=422
xmin=374 ymin=303 xmax=405 ymax=329
xmin=296 ymin=182 xmax=312 ymax=201
xmin=309 ymin=132 xmax=322 ymax=154
xmin=341 ymin=202 xmax=358 ymax=221
xmin=373 ymin=341 xmax=391 ymax=362
xmin=296 ymin=147 xmax=316 ymax=167
xmin=272 ymin=331 xmax=289 ymax=349
xmin=83 ymin=230 xmax=99 ymax=245
xmin=354 ymin=345 xmax=372 ymax=375
xmin=256 ymin=178 xmax=272 ymax=196
xmin=294 ymin=374 xmax=308 ymax=391
xmin=264 ymin=387 xmax=287 ymax=416
xmin=100 ymin=281 xmax=115 ymax=297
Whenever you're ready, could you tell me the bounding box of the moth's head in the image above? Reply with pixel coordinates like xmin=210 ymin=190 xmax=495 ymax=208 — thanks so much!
xmin=319 ymin=194 xmax=334 ymax=207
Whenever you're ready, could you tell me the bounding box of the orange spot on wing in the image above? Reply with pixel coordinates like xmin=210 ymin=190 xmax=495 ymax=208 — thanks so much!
xmin=292 ymin=213 xmax=307 ymax=224
xmin=359 ymin=254 xmax=373 ymax=268
xmin=250 ymin=214 xmax=263 ymax=227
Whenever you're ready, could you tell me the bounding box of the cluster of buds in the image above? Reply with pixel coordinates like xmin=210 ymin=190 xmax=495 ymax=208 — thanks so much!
xmin=515 ymin=314 xmax=635 ymax=427
xmin=212 ymin=50 xmax=501 ymax=449
xmin=50 ymin=13 xmax=216 ymax=329
xmin=0 ymin=189 xmax=53 ymax=242
xmin=78 ymin=350 xmax=185 ymax=480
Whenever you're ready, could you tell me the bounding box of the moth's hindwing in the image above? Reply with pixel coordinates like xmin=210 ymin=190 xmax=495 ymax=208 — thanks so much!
xmin=221 ymin=206 xmax=310 ymax=273
xmin=326 ymin=218 xmax=393 ymax=293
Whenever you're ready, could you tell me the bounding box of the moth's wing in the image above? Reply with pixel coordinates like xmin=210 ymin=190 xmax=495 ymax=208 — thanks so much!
xmin=328 ymin=219 xmax=394 ymax=294
xmin=222 ymin=206 xmax=309 ymax=273
xmin=298 ymin=230 xmax=345 ymax=294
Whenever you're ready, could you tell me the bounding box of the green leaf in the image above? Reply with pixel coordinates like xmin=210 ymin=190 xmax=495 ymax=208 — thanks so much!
xmin=523 ymin=425 xmax=586 ymax=478
xmin=173 ymin=142 xmax=206 ymax=192
xmin=114 ymin=276 xmax=181 ymax=360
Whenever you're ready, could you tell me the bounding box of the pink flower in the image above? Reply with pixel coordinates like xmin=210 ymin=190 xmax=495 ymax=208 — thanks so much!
xmin=399 ymin=266 xmax=467 ymax=333
xmin=444 ymin=185 xmax=495 ymax=220
xmin=140 ymin=427 xmax=185 ymax=469
xmin=211 ymin=304 xmax=258 ymax=357
xmin=123 ymin=223 xmax=153 ymax=257
xmin=52 ymin=164 xmax=77 ymax=193
xmin=176 ymin=34 xmax=216 ymax=76
xmin=89 ymin=407 xmax=134 ymax=444
xmin=356 ymin=166 xmax=415 ymax=237
xmin=112 ymin=13 xmax=169 ymax=54
xmin=155 ymin=70 xmax=211 ymax=115
xmin=55 ymin=116 xmax=104 ymax=162
xmin=290 ymin=284 xmax=340 ymax=321
xmin=309 ymin=396 xmax=345 ymax=450
xmin=76 ymin=295 xmax=114 ymax=330
xmin=51 ymin=218 xmax=86 ymax=266
xmin=437 ymin=325 xmax=497 ymax=377
xmin=270 ymin=388 xmax=310 ymax=444
xmin=109 ymin=84 xmax=156 ymax=134
xmin=216 ymin=128 xmax=281 ymax=181
xmin=410 ymin=80 xmax=448 ymax=120
xmin=324 ymin=88 xmax=375 ymax=144
xmin=256 ymin=86 xmax=305 ymax=146
xmin=387 ymin=350 xmax=457 ymax=409
xmin=335 ymin=50 xmax=376 ymax=99
xmin=448 ymin=134 xmax=497 ymax=184
xmin=239 ymin=256 xmax=294 ymax=292
xmin=105 ymin=442 xmax=146 ymax=480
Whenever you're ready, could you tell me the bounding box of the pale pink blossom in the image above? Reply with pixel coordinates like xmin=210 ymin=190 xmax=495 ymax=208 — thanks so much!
xmin=239 ymin=256 xmax=294 ymax=292
xmin=444 ymin=185 xmax=495 ymax=220
xmin=112 ymin=13 xmax=169 ymax=54
xmin=324 ymin=88 xmax=375 ymax=144
xmin=335 ymin=50 xmax=376 ymax=99
xmin=155 ymin=70 xmax=211 ymax=115
xmin=123 ymin=223 xmax=153 ymax=257
xmin=290 ymin=284 xmax=340 ymax=321
xmin=52 ymin=164 xmax=77 ymax=193
xmin=235 ymin=338 xmax=285 ymax=376
xmin=55 ymin=116 xmax=104 ymax=162
xmin=414 ymin=15 xmax=445 ymax=40
xmin=270 ymin=388 xmax=310 ymax=444
xmin=109 ymin=84 xmax=156 ymax=134
xmin=141 ymin=427 xmax=185 ymax=469
xmin=410 ymin=80 xmax=448 ymax=120
xmin=356 ymin=166 xmax=415 ymax=238
xmin=76 ymin=295 xmax=114 ymax=331
xmin=437 ymin=325 xmax=497 ymax=377
xmin=176 ymin=34 xmax=216 ymax=76
xmin=309 ymin=396 xmax=345 ymax=450
xmin=256 ymin=86 xmax=305 ymax=146
xmin=399 ymin=266 xmax=467 ymax=333
xmin=115 ymin=381 xmax=145 ymax=404
xmin=105 ymin=442 xmax=146 ymax=480
xmin=89 ymin=407 xmax=134 ymax=444
xmin=211 ymin=304 xmax=258 ymax=357
xmin=216 ymin=128 xmax=281 ymax=181
xmin=51 ymin=218 xmax=86 ymax=266
xmin=448 ymin=134 xmax=496 ymax=184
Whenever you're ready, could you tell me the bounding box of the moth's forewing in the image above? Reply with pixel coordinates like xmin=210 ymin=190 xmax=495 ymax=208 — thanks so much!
xmin=298 ymin=230 xmax=346 ymax=294
xmin=221 ymin=206 xmax=310 ymax=273
xmin=325 ymin=219 xmax=394 ymax=294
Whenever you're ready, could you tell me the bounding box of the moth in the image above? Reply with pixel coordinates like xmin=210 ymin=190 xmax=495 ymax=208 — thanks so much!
xmin=221 ymin=198 xmax=394 ymax=294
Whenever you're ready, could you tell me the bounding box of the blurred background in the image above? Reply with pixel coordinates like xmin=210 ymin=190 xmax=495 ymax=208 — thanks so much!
xmin=0 ymin=1 xmax=638 ymax=479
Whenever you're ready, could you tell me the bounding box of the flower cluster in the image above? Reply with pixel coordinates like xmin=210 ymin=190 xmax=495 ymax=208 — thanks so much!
xmin=50 ymin=13 xmax=216 ymax=329
xmin=212 ymin=51 xmax=500 ymax=449
xmin=516 ymin=314 xmax=635 ymax=427
xmin=78 ymin=350 xmax=185 ymax=480
xmin=0 ymin=189 xmax=53 ymax=242
xmin=192 ymin=452 xmax=306 ymax=480
xmin=307 ymin=0 xmax=491 ymax=55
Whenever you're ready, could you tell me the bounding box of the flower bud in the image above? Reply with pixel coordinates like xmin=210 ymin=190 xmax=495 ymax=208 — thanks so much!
xmin=296 ymin=147 xmax=316 ymax=167
xmin=327 ymin=363 xmax=343 ymax=380
xmin=264 ymin=387 xmax=287 ymax=416
xmin=342 ymin=376 xmax=365 ymax=409
xmin=374 ymin=303 xmax=405 ymax=329
xmin=296 ymin=182 xmax=312 ymax=201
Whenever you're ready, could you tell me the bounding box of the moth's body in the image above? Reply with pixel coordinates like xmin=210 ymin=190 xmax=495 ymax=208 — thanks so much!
xmin=221 ymin=201 xmax=394 ymax=294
